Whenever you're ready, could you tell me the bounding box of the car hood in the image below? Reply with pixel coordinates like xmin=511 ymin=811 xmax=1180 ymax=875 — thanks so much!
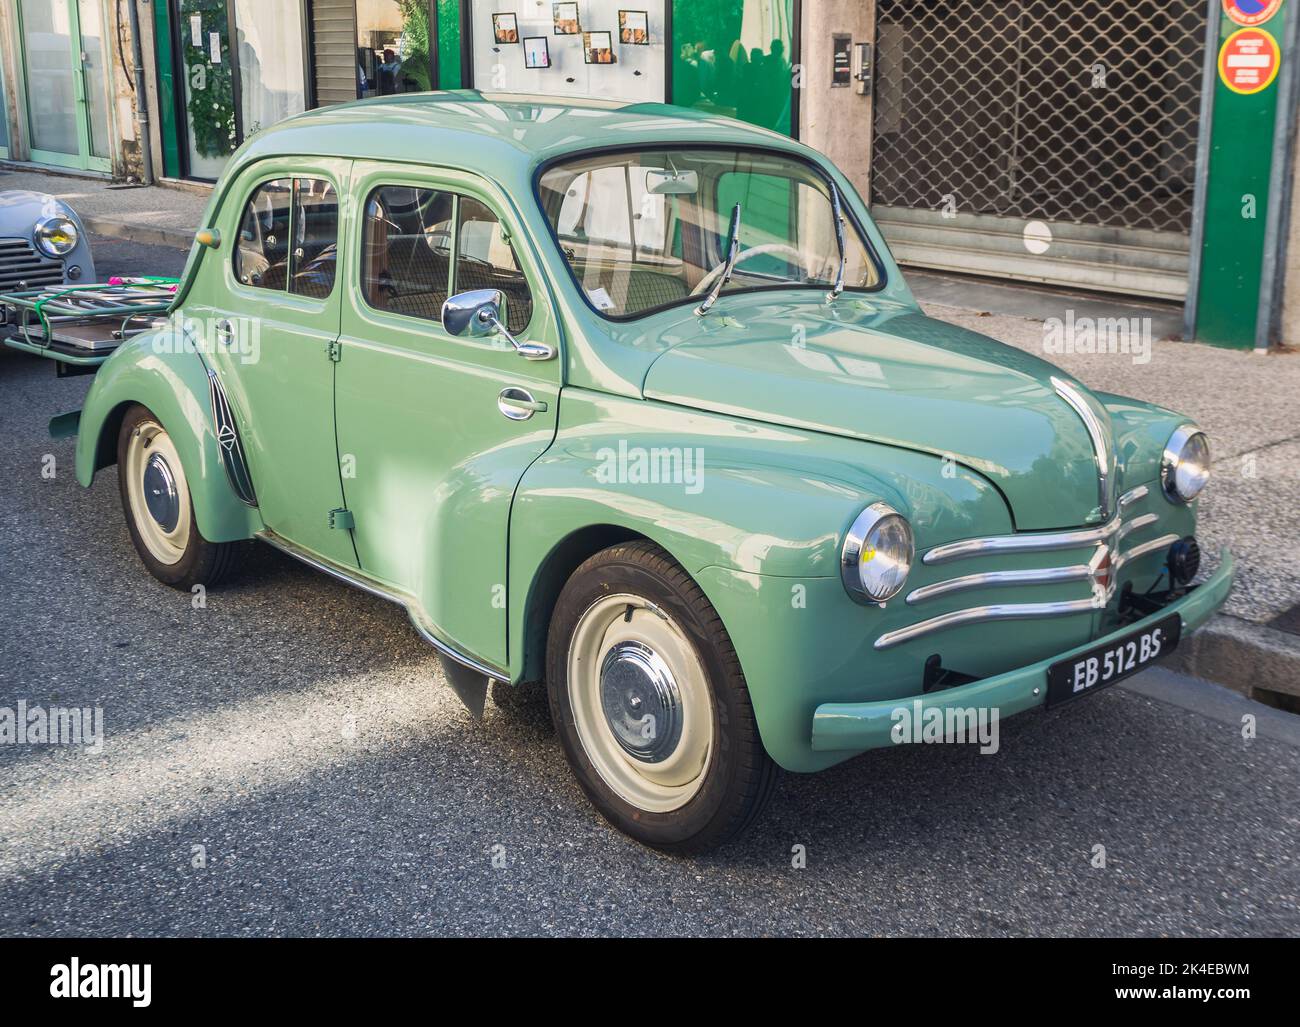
xmin=641 ymin=297 xmax=1115 ymax=530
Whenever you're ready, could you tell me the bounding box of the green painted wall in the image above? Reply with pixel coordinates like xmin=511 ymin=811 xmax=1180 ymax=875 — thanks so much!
xmin=436 ymin=0 xmax=463 ymax=89
xmin=1195 ymin=6 xmax=1289 ymax=348
xmin=153 ymin=0 xmax=181 ymax=179
xmin=671 ymin=0 xmax=795 ymax=136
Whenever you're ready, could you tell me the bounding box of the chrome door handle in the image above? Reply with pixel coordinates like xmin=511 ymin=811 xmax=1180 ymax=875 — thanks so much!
xmin=215 ymin=318 xmax=235 ymax=347
xmin=497 ymin=387 xmax=548 ymax=421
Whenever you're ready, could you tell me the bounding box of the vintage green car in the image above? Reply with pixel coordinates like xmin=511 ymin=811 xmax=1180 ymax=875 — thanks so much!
xmin=65 ymin=94 xmax=1232 ymax=852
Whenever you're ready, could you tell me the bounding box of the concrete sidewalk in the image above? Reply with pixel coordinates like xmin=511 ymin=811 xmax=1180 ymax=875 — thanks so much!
xmin=10 ymin=169 xmax=1298 ymax=704
xmin=0 ymin=166 xmax=209 ymax=249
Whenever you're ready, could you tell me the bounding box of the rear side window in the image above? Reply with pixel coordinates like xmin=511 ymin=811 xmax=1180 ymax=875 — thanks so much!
xmin=361 ymin=186 xmax=534 ymax=334
xmin=234 ymin=177 xmax=338 ymax=298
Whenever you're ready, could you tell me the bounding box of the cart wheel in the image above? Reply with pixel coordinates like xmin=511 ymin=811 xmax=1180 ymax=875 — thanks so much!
xmin=117 ymin=404 xmax=240 ymax=589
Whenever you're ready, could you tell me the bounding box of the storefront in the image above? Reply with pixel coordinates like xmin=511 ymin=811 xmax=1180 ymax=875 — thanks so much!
xmin=150 ymin=0 xmax=800 ymax=180
xmin=3 ymin=0 xmax=116 ymax=173
xmin=152 ymin=1 xmax=309 ymax=179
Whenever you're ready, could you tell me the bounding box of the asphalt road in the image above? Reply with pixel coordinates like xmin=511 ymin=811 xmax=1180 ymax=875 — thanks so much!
xmin=1 ymin=236 xmax=1298 ymax=937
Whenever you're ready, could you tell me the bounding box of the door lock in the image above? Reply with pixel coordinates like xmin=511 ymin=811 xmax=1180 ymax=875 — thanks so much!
xmin=215 ymin=318 xmax=235 ymax=347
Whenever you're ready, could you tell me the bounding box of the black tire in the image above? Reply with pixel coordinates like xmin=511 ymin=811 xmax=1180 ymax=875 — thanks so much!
xmin=546 ymin=540 xmax=778 ymax=854
xmin=116 ymin=403 xmax=241 ymax=590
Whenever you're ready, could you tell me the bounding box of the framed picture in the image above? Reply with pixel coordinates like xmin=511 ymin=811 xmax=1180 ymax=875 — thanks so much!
xmin=583 ymin=30 xmax=616 ymax=64
xmin=492 ymin=13 xmax=519 ymax=45
xmin=619 ymin=10 xmax=649 ymax=45
xmin=552 ymin=3 xmax=580 ymax=35
xmin=523 ymin=36 xmax=551 ymax=69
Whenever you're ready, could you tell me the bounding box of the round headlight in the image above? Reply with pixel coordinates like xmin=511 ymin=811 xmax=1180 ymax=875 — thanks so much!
xmin=34 ymin=215 xmax=78 ymax=258
xmin=1161 ymin=425 xmax=1211 ymax=504
xmin=841 ymin=502 xmax=914 ymax=605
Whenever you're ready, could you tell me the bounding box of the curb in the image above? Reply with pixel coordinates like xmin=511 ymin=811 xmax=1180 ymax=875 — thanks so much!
xmin=1167 ymin=613 xmax=1300 ymax=707
xmin=82 ymin=215 xmax=194 ymax=251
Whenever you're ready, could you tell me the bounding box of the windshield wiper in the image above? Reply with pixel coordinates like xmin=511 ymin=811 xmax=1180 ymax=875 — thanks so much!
xmin=828 ymin=182 xmax=846 ymax=302
xmin=696 ymin=203 xmax=742 ymax=316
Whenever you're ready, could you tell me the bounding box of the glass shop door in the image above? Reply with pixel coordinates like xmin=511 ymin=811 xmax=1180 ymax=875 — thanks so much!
xmin=16 ymin=0 xmax=113 ymax=172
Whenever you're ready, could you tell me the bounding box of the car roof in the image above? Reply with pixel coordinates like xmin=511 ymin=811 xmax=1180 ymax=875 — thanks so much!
xmin=233 ymin=90 xmax=810 ymax=183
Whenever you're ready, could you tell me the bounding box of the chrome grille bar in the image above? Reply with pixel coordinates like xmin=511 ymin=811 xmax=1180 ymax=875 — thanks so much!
xmin=875 ymin=598 xmax=1098 ymax=651
xmin=922 ymin=516 xmax=1120 ymax=565
xmin=905 ymin=564 xmax=1091 ymax=605
xmin=1118 ymin=512 xmax=1158 ymax=540
xmin=883 ymin=483 xmax=1173 ymax=649
xmin=1119 ymin=484 xmax=1148 ymax=508
xmin=1113 ymin=533 xmax=1180 ymax=572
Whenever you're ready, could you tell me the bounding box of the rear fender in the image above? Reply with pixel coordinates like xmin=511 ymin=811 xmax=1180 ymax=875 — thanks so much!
xmin=73 ymin=329 xmax=262 ymax=542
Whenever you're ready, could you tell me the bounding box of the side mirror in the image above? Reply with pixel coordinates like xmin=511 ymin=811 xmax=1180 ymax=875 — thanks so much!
xmin=195 ymin=228 xmax=221 ymax=249
xmin=441 ymin=289 xmax=554 ymax=360
xmin=442 ymin=288 xmax=504 ymax=339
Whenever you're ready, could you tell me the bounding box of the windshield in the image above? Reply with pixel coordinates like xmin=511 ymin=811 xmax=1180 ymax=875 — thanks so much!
xmin=536 ymin=148 xmax=880 ymax=319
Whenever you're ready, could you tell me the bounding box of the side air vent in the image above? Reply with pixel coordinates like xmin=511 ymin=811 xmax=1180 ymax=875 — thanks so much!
xmin=207 ymin=368 xmax=258 ymax=507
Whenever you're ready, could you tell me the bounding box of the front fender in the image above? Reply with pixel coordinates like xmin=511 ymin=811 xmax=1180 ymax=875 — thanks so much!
xmin=507 ymin=389 xmax=1012 ymax=769
xmin=74 ymin=329 xmax=262 ymax=543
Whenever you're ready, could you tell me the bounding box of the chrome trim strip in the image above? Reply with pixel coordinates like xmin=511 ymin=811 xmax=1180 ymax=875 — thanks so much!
xmin=905 ymin=564 xmax=1091 ymax=605
xmin=1113 ymin=533 xmax=1179 ymax=573
xmin=922 ymin=516 xmax=1120 ymax=565
xmin=255 ymin=530 xmax=509 ymax=683
xmin=874 ymin=598 xmax=1098 ymax=651
xmin=1052 ymin=376 xmax=1115 ymax=519
xmin=207 ymin=368 xmax=258 ymax=507
xmin=1119 ymin=484 xmax=1149 ymax=508
xmin=1118 ymin=512 xmax=1158 ymax=541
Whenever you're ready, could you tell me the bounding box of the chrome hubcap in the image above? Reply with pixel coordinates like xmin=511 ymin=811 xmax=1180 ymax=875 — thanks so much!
xmin=599 ymin=640 xmax=683 ymax=763
xmin=567 ymin=594 xmax=714 ymax=813
xmin=142 ymin=453 xmax=180 ymax=533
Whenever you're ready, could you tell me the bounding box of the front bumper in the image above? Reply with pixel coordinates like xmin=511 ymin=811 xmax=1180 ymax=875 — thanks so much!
xmin=811 ymin=548 xmax=1234 ymax=752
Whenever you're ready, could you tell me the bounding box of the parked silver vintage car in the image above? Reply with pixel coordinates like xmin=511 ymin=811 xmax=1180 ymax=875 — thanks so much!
xmin=0 ymin=190 xmax=95 ymax=292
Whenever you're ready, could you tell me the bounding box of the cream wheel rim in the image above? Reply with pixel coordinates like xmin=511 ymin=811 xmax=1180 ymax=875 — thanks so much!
xmin=568 ymin=593 xmax=714 ymax=813
xmin=124 ymin=420 xmax=192 ymax=566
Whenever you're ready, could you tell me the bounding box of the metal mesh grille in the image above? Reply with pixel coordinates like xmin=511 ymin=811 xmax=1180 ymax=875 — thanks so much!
xmin=871 ymin=0 xmax=1207 ymax=234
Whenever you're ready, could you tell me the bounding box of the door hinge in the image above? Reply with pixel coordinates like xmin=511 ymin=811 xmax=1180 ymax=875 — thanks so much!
xmin=327 ymin=339 xmax=342 ymax=362
xmin=328 ymin=508 xmax=354 ymax=530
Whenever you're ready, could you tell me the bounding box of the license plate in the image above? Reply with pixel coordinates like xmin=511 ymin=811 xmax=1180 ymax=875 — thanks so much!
xmin=1046 ymin=615 xmax=1181 ymax=708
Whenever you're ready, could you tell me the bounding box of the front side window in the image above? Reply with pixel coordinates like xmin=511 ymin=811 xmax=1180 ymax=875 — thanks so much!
xmin=361 ymin=187 xmax=534 ymax=334
xmin=537 ymin=148 xmax=880 ymax=319
xmin=233 ymin=177 xmax=338 ymax=297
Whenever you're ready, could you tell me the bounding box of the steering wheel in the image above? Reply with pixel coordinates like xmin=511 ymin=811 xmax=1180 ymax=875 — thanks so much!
xmin=690 ymin=243 xmax=810 ymax=296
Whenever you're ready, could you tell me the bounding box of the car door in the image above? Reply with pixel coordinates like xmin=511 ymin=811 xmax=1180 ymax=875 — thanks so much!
xmin=187 ymin=158 xmax=357 ymax=568
xmin=334 ymin=161 xmax=563 ymax=672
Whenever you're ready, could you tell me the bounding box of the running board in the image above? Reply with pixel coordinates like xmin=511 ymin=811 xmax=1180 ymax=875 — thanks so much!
xmin=255 ymin=531 xmax=508 ymax=715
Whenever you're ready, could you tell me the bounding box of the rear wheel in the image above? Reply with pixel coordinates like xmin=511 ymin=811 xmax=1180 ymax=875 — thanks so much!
xmin=546 ymin=541 xmax=777 ymax=853
xmin=116 ymin=404 xmax=240 ymax=590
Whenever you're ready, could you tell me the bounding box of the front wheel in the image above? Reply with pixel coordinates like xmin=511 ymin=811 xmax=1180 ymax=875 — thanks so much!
xmin=116 ymin=404 xmax=241 ymax=590
xmin=546 ymin=541 xmax=777 ymax=853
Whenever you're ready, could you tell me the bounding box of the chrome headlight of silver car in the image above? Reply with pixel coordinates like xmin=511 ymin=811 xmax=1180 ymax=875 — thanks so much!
xmin=34 ymin=214 xmax=79 ymax=258
xmin=1161 ymin=425 xmax=1211 ymax=504
xmin=841 ymin=502 xmax=914 ymax=605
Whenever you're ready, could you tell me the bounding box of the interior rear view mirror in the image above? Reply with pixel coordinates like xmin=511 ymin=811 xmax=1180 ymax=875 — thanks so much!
xmin=646 ymin=169 xmax=699 ymax=195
